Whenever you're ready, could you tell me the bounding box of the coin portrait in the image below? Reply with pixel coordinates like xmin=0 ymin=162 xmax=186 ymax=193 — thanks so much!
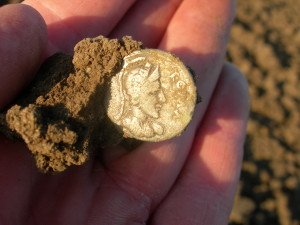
xmin=107 ymin=49 xmax=197 ymax=142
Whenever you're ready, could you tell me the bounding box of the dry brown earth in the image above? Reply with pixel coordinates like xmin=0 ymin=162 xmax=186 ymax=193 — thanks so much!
xmin=228 ymin=1 xmax=300 ymax=225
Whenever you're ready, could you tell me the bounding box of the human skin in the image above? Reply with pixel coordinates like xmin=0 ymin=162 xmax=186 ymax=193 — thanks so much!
xmin=0 ymin=1 xmax=249 ymax=224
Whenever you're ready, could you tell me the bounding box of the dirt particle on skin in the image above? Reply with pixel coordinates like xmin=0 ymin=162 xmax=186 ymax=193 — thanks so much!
xmin=1 ymin=36 xmax=142 ymax=172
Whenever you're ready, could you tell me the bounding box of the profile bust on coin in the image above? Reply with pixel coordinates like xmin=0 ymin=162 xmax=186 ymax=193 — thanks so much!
xmin=107 ymin=49 xmax=197 ymax=142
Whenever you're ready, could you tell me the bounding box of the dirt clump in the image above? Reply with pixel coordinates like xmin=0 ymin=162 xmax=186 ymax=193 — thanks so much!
xmin=0 ymin=36 xmax=142 ymax=172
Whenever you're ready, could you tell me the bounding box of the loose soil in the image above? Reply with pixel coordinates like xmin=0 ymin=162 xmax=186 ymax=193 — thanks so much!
xmin=228 ymin=1 xmax=300 ymax=225
xmin=0 ymin=36 xmax=142 ymax=172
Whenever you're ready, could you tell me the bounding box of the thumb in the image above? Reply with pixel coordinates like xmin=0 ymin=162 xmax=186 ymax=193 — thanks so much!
xmin=0 ymin=4 xmax=47 ymax=108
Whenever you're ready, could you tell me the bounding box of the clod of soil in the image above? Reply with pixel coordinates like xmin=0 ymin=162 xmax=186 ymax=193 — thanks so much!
xmin=0 ymin=36 xmax=142 ymax=172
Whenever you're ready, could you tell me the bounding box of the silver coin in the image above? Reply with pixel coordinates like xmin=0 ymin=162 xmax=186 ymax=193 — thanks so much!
xmin=107 ymin=49 xmax=197 ymax=142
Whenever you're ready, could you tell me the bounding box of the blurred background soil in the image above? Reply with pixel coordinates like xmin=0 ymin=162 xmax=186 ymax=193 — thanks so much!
xmin=228 ymin=1 xmax=300 ymax=225
xmin=1 ymin=0 xmax=299 ymax=224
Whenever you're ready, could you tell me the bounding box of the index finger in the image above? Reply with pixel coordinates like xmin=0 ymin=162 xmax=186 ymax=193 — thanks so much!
xmin=23 ymin=0 xmax=137 ymax=54
xmin=0 ymin=4 xmax=47 ymax=108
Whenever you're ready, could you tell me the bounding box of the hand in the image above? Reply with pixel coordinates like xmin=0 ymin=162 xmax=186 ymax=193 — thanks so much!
xmin=0 ymin=1 xmax=249 ymax=224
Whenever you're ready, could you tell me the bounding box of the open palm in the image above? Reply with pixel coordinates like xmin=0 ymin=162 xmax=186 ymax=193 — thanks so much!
xmin=0 ymin=1 xmax=249 ymax=224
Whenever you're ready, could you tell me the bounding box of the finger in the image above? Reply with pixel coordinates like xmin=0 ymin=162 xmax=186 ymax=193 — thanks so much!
xmin=0 ymin=4 xmax=46 ymax=221
xmin=159 ymin=0 xmax=236 ymax=114
xmin=151 ymin=63 xmax=249 ymax=225
xmin=110 ymin=0 xmax=183 ymax=48
xmin=86 ymin=1 xmax=236 ymax=223
xmin=23 ymin=0 xmax=137 ymax=54
xmin=107 ymin=0 xmax=236 ymax=206
xmin=0 ymin=137 xmax=39 ymax=224
xmin=25 ymin=163 xmax=95 ymax=225
xmin=0 ymin=4 xmax=47 ymax=108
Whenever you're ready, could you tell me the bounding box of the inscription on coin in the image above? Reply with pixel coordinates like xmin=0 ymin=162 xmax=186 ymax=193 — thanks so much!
xmin=107 ymin=49 xmax=197 ymax=142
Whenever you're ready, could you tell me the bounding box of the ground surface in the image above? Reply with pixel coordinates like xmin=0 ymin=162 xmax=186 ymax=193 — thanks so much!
xmin=228 ymin=1 xmax=300 ymax=225
xmin=1 ymin=0 xmax=299 ymax=224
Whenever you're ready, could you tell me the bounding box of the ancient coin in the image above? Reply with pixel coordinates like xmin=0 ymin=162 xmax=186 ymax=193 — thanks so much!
xmin=107 ymin=49 xmax=197 ymax=142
